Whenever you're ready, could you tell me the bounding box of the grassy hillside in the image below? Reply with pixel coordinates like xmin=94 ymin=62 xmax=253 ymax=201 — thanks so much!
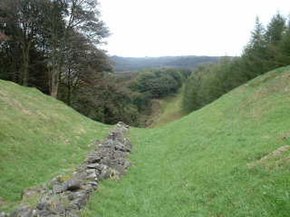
xmin=0 ymin=80 xmax=110 ymax=207
xmin=83 ymin=66 xmax=290 ymax=217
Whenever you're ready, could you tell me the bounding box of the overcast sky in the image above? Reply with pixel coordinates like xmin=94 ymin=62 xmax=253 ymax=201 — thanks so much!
xmin=98 ymin=0 xmax=289 ymax=57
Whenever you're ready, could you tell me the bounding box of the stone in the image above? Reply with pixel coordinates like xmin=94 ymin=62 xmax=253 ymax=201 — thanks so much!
xmin=102 ymin=139 xmax=115 ymax=147
xmin=0 ymin=212 xmax=8 ymax=217
xmin=36 ymin=210 xmax=53 ymax=217
xmin=63 ymin=212 xmax=80 ymax=217
xmin=99 ymin=165 xmax=111 ymax=179
xmin=88 ymin=181 xmax=98 ymax=187
xmin=64 ymin=179 xmax=82 ymax=192
xmin=86 ymin=168 xmax=97 ymax=174
xmin=87 ymin=154 xmax=101 ymax=163
xmin=36 ymin=201 xmax=50 ymax=211
xmin=114 ymin=143 xmax=130 ymax=152
xmin=71 ymin=192 xmax=89 ymax=209
xmin=10 ymin=206 xmax=35 ymax=217
xmin=52 ymin=184 xmax=65 ymax=194
xmin=86 ymin=173 xmax=97 ymax=180
xmin=124 ymin=160 xmax=132 ymax=169
xmin=87 ymin=163 xmax=100 ymax=169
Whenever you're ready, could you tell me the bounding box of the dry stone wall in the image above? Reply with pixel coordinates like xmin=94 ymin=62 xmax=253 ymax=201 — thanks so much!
xmin=0 ymin=122 xmax=132 ymax=217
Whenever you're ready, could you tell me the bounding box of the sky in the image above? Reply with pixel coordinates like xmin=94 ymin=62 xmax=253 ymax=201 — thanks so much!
xmin=98 ymin=0 xmax=289 ymax=57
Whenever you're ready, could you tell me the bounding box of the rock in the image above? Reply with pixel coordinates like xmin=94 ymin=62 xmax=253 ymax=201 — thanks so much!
xmin=0 ymin=212 xmax=8 ymax=217
xmin=86 ymin=168 xmax=97 ymax=174
xmin=71 ymin=191 xmax=89 ymax=209
xmin=108 ymin=169 xmax=120 ymax=179
xmin=64 ymin=179 xmax=82 ymax=192
xmin=87 ymin=154 xmax=101 ymax=163
xmin=36 ymin=209 xmax=53 ymax=217
xmin=46 ymin=200 xmax=67 ymax=215
xmin=87 ymin=163 xmax=100 ymax=169
xmin=99 ymin=165 xmax=110 ymax=179
xmin=86 ymin=173 xmax=97 ymax=180
xmin=10 ymin=206 xmax=35 ymax=217
xmin=115 ymin=143 xmax=130 ymax=152
xmin=102 ymin=139 xmax=115 ymax=147
xmin=124 ymin=160 xmax=132 ymax=169
xmin=53 ymin=184 xmax=65 ymax=194
xmin=36 ymin=201 xmax=50 ymax=211
xmin=63 ymin=212 xmax=80 ymax=217
xmin=88 ymin=181 xmax=98 ymax=187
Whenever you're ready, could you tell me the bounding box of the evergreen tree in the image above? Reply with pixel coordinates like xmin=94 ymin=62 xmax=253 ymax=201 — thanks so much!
xmin=265 ymin=13 xmax=286 ymax=44
xmin=242 ymin=17 xmax=268 ymax=77
xmin=278 ymin=21 xmax=290 ymax=65
xmin=264 ymin=13 xmax=286 ymax=68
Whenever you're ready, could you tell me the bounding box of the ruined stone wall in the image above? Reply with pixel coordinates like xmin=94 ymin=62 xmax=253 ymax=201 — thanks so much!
xmin=1 ymin=122 xmax=132 ymax=217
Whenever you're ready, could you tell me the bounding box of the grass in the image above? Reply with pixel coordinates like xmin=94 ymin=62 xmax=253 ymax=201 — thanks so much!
xmin=83 ymin=66 xmax=290 ymax=217
xmin=0 ymin=80 xmax=110 ymax=210
xmin=149 ymin=88 xmax=186 ymax=127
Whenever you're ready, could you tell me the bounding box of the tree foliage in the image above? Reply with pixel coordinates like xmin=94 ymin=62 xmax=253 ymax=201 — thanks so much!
xmin=183 ymin=13 xmax=290 ymax=114
xmin=0 ymin=0 xmax=110 ymax=97
xmin=71 ymin=69 xmax=190 ymax=126
xmin=133 ymin=69 xmax=190 ymax=98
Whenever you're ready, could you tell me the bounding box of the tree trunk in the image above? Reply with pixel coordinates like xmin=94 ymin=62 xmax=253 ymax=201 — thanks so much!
xmin=21 ymin=41 xmax=31 ymax=86
xmin=50 ymin=66 xmax=60 ymax=98
xmin=67 ymin=67 xmax=72 ymax=105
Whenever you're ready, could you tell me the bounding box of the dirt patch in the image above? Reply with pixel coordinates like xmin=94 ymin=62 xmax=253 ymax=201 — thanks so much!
xmin=248 ymin=145 xmax=290 ymax=170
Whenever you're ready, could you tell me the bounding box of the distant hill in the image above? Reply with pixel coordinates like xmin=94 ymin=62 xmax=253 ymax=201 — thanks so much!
xmin=110 ymin=55 xmax=222 ymax=72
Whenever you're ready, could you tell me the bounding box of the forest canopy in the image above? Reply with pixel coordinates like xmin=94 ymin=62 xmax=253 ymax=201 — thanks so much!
xmin=0 ymin=0 xmax=111 ymax=98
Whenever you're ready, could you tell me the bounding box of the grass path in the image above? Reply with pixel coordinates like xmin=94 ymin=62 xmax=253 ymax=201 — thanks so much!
xmin=83 ymin=66 xmax=290 ymax=217
xmin=149 ymin=88 xmax=186 ymax=127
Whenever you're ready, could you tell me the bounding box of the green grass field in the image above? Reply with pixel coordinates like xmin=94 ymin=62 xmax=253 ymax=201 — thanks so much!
xmin=83 ymin=66 xmax=290 ymax=217
xmin=0 ymin=80 xmax=110 ymax=209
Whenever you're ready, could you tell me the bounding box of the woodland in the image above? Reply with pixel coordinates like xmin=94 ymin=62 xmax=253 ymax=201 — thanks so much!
xmin=1 ymin=1 xmax=290 ymax=126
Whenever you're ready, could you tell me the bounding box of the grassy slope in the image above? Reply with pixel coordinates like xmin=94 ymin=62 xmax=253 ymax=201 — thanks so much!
xmin=149 ymin=89 xmax=185 ymax=128
xmin=0 ymin=80 xmax=110 ymax=206
xmin=84 ymin=66 xmax=290 ymax=217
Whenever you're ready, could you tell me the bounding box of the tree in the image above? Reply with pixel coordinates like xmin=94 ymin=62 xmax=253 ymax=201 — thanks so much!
xmin=242 ymin=17 xmax=269 ymax=77
xmin=182 ymin=70 xmax=201 ymax=113
xmin=265 ymin=13 xmax=286 ymax=44
xmin=278 ymin=22 xmax=290 ymax=65
xmin=264 ymin=13 xmax=286 ymax=68
xmin=59 ymin=32 xmax=112 ymax=105
xmin=39 ymin=0 xmax=109 ymax=98
xmin=0 ymin=0 xmax=44 ymax=85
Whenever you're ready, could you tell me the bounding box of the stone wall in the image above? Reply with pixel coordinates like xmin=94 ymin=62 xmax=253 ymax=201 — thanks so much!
xmin=1 ymin=122 xmax=132 ymax=217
